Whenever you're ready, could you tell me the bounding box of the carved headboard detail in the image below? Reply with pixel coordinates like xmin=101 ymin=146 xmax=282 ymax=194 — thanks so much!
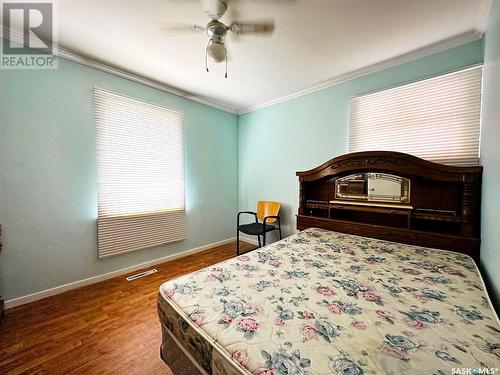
xmin=296 ymin=151 xmax=482 ymax=260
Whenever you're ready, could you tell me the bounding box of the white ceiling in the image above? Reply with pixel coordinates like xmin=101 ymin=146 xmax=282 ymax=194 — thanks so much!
xmin=45 ymin=0 xmax=494 ymax=112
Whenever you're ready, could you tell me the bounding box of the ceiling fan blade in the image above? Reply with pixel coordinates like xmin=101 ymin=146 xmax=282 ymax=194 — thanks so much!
xmin=162 ymin=23 xmax=206 ymax=34
xmin=229 ymin=19 xmax=275 ymax=35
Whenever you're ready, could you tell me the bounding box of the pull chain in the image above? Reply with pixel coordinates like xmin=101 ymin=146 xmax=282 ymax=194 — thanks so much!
xmin=205 ymin=40 xmax=210 ymax=73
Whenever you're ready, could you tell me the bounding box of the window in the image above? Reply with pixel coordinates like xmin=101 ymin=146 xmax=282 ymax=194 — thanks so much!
xmin=349 ymin=65 xmax=482 ymax=165
xmin=94 ymin=88 xmax=185 ymax=258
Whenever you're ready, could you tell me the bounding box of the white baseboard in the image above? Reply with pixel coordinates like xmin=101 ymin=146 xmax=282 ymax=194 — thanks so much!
xmin=4 ymin=237 xmax=236 ymax=310
xmin=239 ymin=235 xmax=259 ymax=245
xmin=239 ymin=234 xmax=283 ymax=246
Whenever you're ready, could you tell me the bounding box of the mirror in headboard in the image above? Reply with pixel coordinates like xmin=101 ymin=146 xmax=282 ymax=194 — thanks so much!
xmin=335 ymin=173 xmax=410 ymax=204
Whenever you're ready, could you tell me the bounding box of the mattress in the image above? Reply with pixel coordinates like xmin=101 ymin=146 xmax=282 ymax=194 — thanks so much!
xmin=157 ymin=228 xmax=500 ymax=375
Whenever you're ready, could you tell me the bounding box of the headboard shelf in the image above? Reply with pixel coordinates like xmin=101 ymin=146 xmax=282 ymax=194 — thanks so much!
xmin=330 ymin=200 xmax=413 ymax=210
xmin=296 ymin=151 xmax=482 ymax=260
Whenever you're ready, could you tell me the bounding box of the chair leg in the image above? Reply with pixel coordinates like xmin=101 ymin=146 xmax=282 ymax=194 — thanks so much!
xmin=257 ymin=235 xmax=261 ymax=248
xmin=278 ymin=222 xmax=282 ymax=240
xmin=263 ymin=231 xmax=266 ymax=246
xmin=237 ymin=230 xmax=240 ymax=255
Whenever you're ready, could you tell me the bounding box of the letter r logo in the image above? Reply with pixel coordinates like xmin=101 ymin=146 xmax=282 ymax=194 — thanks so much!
xmin=2 ymin=3 xmax=53 ymax=55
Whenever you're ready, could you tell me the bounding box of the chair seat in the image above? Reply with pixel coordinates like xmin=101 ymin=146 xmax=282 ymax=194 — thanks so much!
xmin=238 ymin=222 xmax=275 ymax=236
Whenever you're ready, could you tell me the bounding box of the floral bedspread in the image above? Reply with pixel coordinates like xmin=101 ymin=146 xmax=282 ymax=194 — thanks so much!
xmin=158 ymin=228 xmax=500 ymax=375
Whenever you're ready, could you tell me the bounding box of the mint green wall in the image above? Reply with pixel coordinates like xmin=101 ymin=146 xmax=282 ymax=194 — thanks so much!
xmin=480 ymin=0 xmax=500 ymax=308
xmin=0 ymin=52 xmax=238 ymax=301
xmin=0 ymin=36 xmax=492 ymax=305
xmin=238 ymin=40 xmax=484 ymax=242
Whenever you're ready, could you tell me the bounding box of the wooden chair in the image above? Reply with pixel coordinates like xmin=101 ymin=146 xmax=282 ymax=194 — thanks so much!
xmin=237 ymin=201 xmax=282 ymax=255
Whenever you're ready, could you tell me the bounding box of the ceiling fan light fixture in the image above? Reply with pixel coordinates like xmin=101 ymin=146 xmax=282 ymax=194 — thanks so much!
xmin=201 ymin=0 xmax=227 ymax=20
xmin=207 ymin=41 xmax=226 ymax=63
xmin=165 ymin=0 xmax=276 ymax=77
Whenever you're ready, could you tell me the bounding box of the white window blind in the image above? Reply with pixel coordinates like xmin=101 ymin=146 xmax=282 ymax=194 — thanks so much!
xmin=94 ymin=88 xmax=186 ymax=258
xmin=349 ymin=65 xmax=482 ymax=165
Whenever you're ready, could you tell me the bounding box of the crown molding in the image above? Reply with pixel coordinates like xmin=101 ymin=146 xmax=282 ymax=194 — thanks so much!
xmin=1 ymin=27 xmax=240 ymax=114
xmin=55 ymin=46 xmax=240 ymax=114
xmin=237 ymin=30 xmax=484 ymax=115
xmin=2 ymin=26 xmax=485 ymax=116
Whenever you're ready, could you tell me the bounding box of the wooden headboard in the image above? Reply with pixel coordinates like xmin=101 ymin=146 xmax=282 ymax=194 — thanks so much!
xmin=296 ymin=151 xmax=482 ymax=260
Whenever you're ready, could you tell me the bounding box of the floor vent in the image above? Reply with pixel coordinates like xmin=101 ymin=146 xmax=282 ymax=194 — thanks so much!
xmin=126 ymin=269 xmax=157 ymax=281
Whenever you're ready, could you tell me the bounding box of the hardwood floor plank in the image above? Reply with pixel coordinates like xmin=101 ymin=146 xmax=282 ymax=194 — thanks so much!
xmin=0 ymin=241 xmax=254 ymax=375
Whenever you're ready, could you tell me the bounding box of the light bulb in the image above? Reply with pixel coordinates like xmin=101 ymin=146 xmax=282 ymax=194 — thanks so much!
xmin=207 ymin=42 xmax=226 ymax=63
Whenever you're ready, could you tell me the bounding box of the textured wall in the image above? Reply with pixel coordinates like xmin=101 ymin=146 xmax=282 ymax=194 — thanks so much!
xmin=480 ymin=0 xmax=500 ymax=309
xmin=238 ymin=40 xmax=484 ymax=242
xmin=0 ymin=35 xmax=493 ymax=305
xmin=0 ymin=54 xmax=239 ymax=301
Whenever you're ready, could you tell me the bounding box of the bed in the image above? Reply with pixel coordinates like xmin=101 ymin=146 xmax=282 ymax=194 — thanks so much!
xmin=158 ymin=152 xmax=500 ymax=374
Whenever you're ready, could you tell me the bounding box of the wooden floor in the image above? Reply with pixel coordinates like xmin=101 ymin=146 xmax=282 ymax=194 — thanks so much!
xmin=0 ymin=241 xmax=254 ymax=375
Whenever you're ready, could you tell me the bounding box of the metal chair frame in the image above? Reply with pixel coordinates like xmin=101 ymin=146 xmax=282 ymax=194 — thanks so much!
xmin=236 ymin=211 xmax=282 ymax=255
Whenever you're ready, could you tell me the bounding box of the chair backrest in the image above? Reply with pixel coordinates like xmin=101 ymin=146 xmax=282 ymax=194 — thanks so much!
xmin=256 ymin=201 xmax=280 ymax=223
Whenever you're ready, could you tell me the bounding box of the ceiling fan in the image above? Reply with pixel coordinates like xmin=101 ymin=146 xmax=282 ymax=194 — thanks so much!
xmin=166 ymin=0 xmax=275 ymax=78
